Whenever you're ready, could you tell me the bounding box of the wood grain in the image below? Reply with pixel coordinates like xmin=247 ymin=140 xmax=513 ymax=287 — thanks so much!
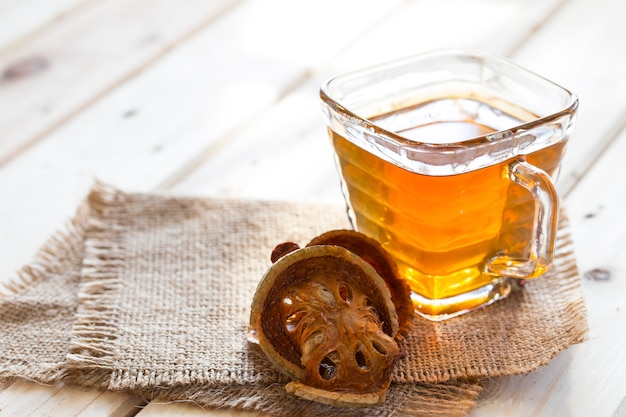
xmin=0 ymin=0 xmax=238 ymax=166
xmin=0 ymin=0 xmax=90 ymax=52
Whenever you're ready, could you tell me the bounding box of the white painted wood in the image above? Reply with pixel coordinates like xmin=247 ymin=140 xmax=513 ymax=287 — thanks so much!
xmin=322 ymin=0 xmax=564 ymax=73
xmin=0 ymin=380 xmax=65 ymax=415
xmin=166 ymin=78 xmax=344 ymax=203
xmin=74 ymin=390 xmax=145 ymax=417
xmin=0 ymin=0 xmax=402 ymax=284
xmin=172 ymin=0 xmax=566 ymax=201
xmin=29 ymin=385 xmax=126 ymax=416
xmin=0 ymin=0 xmax=237 ymax=166
xmin=0 ymin=380 xmax=144 ymax=416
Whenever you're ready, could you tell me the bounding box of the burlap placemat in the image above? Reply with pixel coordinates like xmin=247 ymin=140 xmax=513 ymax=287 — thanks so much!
xmin=0 ymin=183 xmax=587 ymax=416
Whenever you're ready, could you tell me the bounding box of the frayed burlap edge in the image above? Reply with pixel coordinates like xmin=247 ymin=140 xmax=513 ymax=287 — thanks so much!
xmin=0 ymin=200 xmax=91 ymax=384
xmin=65 ymin=182 xmax=131 ymax=389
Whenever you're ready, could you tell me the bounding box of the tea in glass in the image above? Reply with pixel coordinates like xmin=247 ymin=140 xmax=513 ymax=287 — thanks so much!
xmin=320 ymin=50 xmax=578 ymax=320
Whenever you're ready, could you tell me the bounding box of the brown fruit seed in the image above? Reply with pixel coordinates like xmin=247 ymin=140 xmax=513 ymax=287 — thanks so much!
xmin=271 ymin=241 xmax=301 ymax=263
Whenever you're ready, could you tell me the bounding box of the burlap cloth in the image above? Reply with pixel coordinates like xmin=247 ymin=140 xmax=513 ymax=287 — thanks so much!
xmin=0 ymin=183 xmax=587 ymax=416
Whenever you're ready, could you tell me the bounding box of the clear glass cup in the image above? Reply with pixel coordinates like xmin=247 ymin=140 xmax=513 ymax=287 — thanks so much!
xmin=320 ymin=49 xmax=578 ymax=321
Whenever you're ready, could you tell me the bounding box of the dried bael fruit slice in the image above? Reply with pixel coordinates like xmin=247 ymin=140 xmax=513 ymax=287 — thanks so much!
xmin=249 ymin=244 xmax=403 ymax=408
xmin=306 ymin=229 xmax=413 ymax=338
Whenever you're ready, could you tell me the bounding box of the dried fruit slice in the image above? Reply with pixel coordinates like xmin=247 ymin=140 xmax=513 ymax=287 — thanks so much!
xmin=249 ymin=245 xmax=402 ymax=407
xmin=307 ymin=230 xmax=413 ymax=338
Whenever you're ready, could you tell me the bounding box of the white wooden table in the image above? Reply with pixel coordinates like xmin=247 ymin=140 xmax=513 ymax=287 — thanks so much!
xmin=1 ymin=0 xmax=625 ymax=416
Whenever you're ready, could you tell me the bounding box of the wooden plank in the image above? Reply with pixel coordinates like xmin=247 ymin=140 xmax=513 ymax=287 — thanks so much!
xmin=74 ymin=390 xmax=145 ymax=417
xmin=38 ymin=386 xmax=144 ymax=417
xmin=0 ymin=0 xmax=239 ymax=166
xmin=0 ymin=0 xmax=90 ymax=52
xmin=471 ymin=125 xmax=626 ymax=417
xmin=0 ymin=380 xmax=65 ymax=415
xmin=321 ymin=0 xmax=564 ymax=72
xmin=0 ymin=380 xmax=144 ymax=416
xmin=29 ymin=385 xmax=122 ymax=416
xmin=163 ymin=78 xmax=344 ymax=203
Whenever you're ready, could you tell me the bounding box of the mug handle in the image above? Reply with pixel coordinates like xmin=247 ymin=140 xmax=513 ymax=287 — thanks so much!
xmin=485 ymin=158 xmax=559 ymax=279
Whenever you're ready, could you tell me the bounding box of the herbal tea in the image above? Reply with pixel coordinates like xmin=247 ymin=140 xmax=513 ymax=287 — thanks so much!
xmin=330 ymin=100 xmax=567 ymax=317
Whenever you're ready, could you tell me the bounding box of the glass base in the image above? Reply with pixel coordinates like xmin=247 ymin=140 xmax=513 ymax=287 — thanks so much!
xmin=411 ymin=277 xmax=513 ymax=321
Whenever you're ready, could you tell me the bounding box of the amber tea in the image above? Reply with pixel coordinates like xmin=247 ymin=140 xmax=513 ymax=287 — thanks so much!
xmin=331 ymin=104 xmax=567 ymax=317
xmin=320 ymin=50 xmax=578 ymax=320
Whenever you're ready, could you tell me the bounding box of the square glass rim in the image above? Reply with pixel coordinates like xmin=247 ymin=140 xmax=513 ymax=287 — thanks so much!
xmin=319 ymin=49 xmax=579 ymax=176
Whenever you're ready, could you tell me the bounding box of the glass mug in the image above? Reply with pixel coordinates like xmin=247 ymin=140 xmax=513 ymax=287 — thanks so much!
xmin=320 ymin=49 xmax=578 ymax=321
